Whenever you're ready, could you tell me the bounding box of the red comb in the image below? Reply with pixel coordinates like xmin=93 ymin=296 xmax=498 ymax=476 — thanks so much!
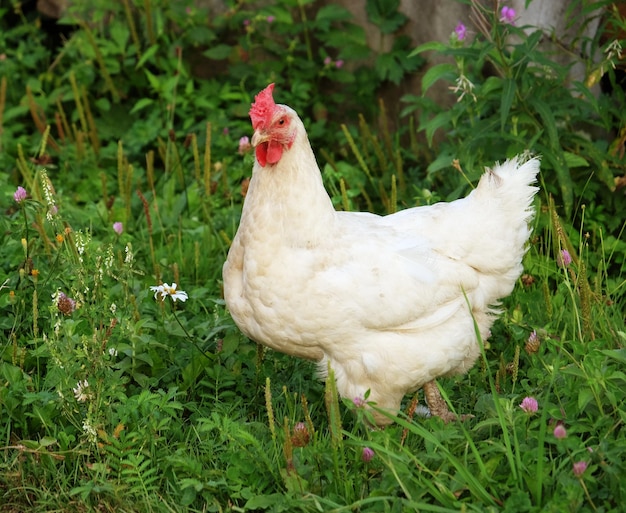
xmin=249 ymin=83 xmax=276 ymax=130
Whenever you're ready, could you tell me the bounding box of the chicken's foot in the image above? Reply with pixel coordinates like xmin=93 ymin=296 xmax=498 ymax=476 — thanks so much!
xmin=423 ymin=380 xmax=472 ymax=423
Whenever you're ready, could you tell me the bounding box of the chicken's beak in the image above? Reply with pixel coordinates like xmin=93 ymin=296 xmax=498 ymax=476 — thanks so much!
xmin=251 ymin=129 xmax=269 ymax=147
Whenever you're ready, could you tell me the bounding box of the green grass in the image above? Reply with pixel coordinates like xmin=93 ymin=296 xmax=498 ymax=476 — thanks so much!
xmin=1 ymin=1 xmax=626 ymax=511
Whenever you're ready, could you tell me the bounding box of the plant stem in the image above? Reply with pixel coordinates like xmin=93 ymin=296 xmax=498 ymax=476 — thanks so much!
xmin=171 ymin=305 xmax=211 ymax=362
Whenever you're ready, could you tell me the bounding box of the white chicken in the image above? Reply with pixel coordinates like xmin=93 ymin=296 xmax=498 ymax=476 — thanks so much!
xmin=223 ymin=83 xmax=540 ymax=426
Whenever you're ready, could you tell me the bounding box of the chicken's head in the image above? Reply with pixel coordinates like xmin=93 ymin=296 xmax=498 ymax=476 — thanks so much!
xmin=249 ymin=83 xmax=296 ymax=167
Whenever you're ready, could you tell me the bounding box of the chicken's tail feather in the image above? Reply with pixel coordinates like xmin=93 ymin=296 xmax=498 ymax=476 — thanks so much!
xmin=481 ymin=154 xmax=540 ymax=222
xmin=459 ymin=154 xmax=540 ymax=280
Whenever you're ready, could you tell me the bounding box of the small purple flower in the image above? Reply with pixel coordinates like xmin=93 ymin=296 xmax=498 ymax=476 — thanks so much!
xmin=238 ymin=136 xmax=251 ymax=154
xmin=335 ymin=59 xmax=344 ymax=69
xmin=266 ymin=15 xmax=275 ymax=23
xmin=573 ymin=461 xmax=588 ymax=476
xmin=113 ymin=222 xmax=123 ymax=235
xmin=519 ymin=396 xmax=538 ymax=413
xmin=14 ymin=186 xmax=27 ymax=203
xmin=243 ymin=19 xmax=250 ymax=27
xmin=500 ymin=6 xmax=516 ymax=24
xmin=553 ymin=424 xmax=567 ymax=439
xmin=558 ymin=249 xmax=572 ymax=267
xmin=455 ymin=22 xmax=467 ymax=41
xmin=324 ymin=56 xmax=332 ymax=66
xmin=362 ymin=447 xmax=375 ymax=462
xmin=352 ymin=396 xmax=365 ymax=408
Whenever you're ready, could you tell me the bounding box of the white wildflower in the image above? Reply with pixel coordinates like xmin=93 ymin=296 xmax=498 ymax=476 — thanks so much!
xmin=449 ymin=74 xmax=477 ymax=102
xmin=40 ymin=169 xmax=57 ymax=220
xmin=150 ymin=282 xmax=189 ymax=302
xmin=124 ymin=242 xmax=133 ymax=264
xmin=82 ymin=419 xmax=97 ymax=443
xmin=604 ymin=39 xmax=622 ymax=68
xmin=104 ymin=246 xmax=114 ymax=269
xmin=73 ymin=379 xmax=91 ymax=402
xmin=110 ymin=303 xmax=117 ymax=314
xmin=96 ymin=255 xmax=104 ymax=281
xmin=108 ymin=347 xmax=118 ymax=357
xmin=74 ymin=231 xmax=90 ymax=263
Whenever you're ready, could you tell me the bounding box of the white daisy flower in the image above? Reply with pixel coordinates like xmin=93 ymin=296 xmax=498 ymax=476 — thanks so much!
xmin=150 ymin=283 xmax=188 ymax=302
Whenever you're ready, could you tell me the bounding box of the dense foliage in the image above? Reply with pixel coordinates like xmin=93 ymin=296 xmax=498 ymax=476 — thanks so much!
xmin=1 ymin=0 xmax=624 ymax=511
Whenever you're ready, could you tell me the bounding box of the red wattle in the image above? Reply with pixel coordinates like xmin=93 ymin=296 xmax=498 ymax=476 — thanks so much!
xmin=255 ymin=141 xmax=283 ymax=167
xmin=256 ymin=144 xmax=267 ymax=167
xmin=266 ymin=140 xmax=284 ymax=164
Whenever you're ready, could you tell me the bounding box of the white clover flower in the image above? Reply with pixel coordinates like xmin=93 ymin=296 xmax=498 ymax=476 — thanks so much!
xmin=73 ymin=379 xmax=91 ymax=402
xmin=108 ymin=347 xmax=118 ymax=357
xmin=110 ymin=303 xmax=117 ymax=314
xmin=150 ymin=282 xmax=189 ymax=302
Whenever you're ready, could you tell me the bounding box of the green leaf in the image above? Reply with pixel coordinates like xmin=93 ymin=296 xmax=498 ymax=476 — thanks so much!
xmin=409 ymin=40 xmax=447 ymax=57
xmin=130 ymin=97 xmax=154 ymax=115
xmin=530 ymin=98 xmax=558 ymax=150
xmin=39 ymin=436 xmax=57 ymax=447
xmin=144 ymin=69 xmax=161 ymax=91
xmin=110 ymin=22 xmax=129 ymax=51
xmin=540 ymin=148 xmax=575 ymax=216
xmin=423 ymin=110 xmax=452 ymax=147
xmin=426 ymin=152 xmax=455 ymax=176
xmin=315 ymin=4 xmax=353 ymax=31
xmin=245 ymin=493 xmax=287 ymax=509
xmin=376 ymin=53 xmax=402 ymax=84
xmin=421 ymin=63 xmax=456 ymax=94
xmin=203 ymin=44 xmax=233 ymax=60
xmin=136 ymin=44 xmax=160 ymax=69
xmin=262 ymin=5 xmax=293 ymax=24
xmin=500 ymin=78 xmax=516 ymax=132
xmin=601 ymin=349 xmax=626 ymax=365
xmin=365 ymin=0 xmax=407 ymax=34
xmin=327 ymin=24 xmax=368 ymax=58
xmin=597 ymin=159 xmax=616 ymax=191
xmin=481 ymin=76 xmax=503 ymax=96
xmin=563 ymin=152 xmax=589 ymax=168
xmin=577 ymin=387 xmax=594 ymax=411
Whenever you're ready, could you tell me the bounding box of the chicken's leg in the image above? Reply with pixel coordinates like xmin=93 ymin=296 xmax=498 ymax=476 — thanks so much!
xmin=423 ymin=380 xmax=462 ymax=423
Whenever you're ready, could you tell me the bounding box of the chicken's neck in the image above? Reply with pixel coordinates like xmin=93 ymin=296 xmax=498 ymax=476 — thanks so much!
xmin=243 ymin=134 xmax=336 ymax=247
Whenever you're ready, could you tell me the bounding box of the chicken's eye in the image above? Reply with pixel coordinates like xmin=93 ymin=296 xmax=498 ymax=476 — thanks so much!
xmin=278 ymin=118 xmax=285 ymax=126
